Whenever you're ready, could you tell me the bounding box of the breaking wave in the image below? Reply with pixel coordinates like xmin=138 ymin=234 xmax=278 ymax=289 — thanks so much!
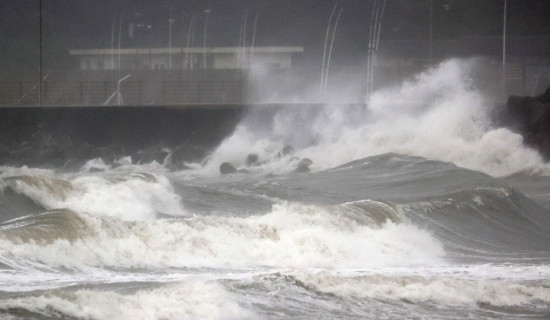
xmin=0 ymin=202 xmax=444 ymax=270
xmin=0 ymin=281 xmax=250 ymax=320
xmin=197 ymin=59 xmax=548 ymax=177
xmin=1 ymin=172 xmax=185 ymax=221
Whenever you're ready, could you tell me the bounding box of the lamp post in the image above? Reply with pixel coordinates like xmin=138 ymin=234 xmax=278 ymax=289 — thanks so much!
xmin=502 ymin=0 xmax=507 ymax=98
xmin=429 ymin=0 xmax=433 ymax=64
xmin=169 ymin=13 xmax=175 ymax=70
xmin=39 ymin=0 xmax=42 ymax=105
xmin=250 ymin=10 xmax=258 ymax=67
xmin=203 ymin=9 xmax=211 ymax=70
xmin=185 ymin=14 xmax=195 ymax=70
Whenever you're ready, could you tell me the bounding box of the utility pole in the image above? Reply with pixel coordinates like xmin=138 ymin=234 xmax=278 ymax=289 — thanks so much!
xmin=169 ymin=12 xmax=175 ymax=70
xmin=39 ymin=0 xmax=43 ymax=105
xmin=429 ymin=0 xmax=433 ymax=64
xmin=502 ymin=0 xmax=507 ymax=98
xmin=250 ymin=10 xmax=258 ymax=67
xmin=203 ymin=9 xmax=211 ymax=70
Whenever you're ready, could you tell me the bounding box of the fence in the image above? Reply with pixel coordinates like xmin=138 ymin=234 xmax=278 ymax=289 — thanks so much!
xmin=0 ymin=61 xmax=545 ymax=106
xmin=0 ymin=69 xmax=249 ymax=106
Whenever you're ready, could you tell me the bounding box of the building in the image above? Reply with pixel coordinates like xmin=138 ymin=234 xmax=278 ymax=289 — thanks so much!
xmin=69 ymin=46 xmax=304 ymax=71
xmin=0 ymin=46 xmax=304 ymax=106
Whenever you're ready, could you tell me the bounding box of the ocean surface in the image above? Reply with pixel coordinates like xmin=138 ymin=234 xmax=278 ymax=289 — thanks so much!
xmin=1 ymin=60 xmax=550 ymax=319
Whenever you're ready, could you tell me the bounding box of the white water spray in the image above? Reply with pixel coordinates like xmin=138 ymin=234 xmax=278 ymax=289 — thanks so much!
xmin=202 ymin=59 xmax=548 ymax=177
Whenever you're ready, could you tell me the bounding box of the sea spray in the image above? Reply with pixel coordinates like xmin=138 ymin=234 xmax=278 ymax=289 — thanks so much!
xmin=199 ymin=59 xmax=548 ymax=177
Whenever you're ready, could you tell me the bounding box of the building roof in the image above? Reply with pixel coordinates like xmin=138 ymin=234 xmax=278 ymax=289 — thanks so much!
xmin=69 ymin=46 xmax=304 ymax=55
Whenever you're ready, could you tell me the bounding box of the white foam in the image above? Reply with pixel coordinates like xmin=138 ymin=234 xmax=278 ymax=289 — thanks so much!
xmin=292 ymin=269 xmax=550 ymax=307
xmin=2 ymin=172 xmax=185 ymax=221
xmin=195 ymin=59 xmax=550 ymax=177
xmin=0 ymin=166 xmax=55 ymax=179
xmin=0 ymin=202 xmax=444 ymax=269
xmin=0 ymin=280 xmax=251 ymax=320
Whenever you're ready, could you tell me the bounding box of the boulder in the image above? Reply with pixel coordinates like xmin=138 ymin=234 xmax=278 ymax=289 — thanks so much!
xmin=276 ymin=145 xmax=295 ymax=158
xmin=246 ymin=154 xmax=259 ymax=166
xmin=294 ymin=158 xmax=313 ymax=173
xmin=499 ymin=87 xmax=550 ymax=160
xmin=169 ymin=143 xmax=209 ymax=170
xmin=220 ymin=162 xmax=237 ymax=174
xmin=131 ymin=146 xmax=169 ymax=164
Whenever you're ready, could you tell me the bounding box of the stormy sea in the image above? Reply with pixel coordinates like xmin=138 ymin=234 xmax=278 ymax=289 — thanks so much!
xmin=1 ymin=60 xmax=550 ymax=319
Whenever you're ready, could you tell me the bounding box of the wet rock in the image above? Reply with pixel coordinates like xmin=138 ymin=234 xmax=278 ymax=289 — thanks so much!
xmin=220 ymin=162 xmax=237 ymax=174
xmin=132 ymin=146 xmax=169 ymax=164
xmin=246 ymin=154 xmax=259 ymax=166
xmin=85 ymin=145 xmax=123 ymax=164
xmin=294 ymin=158 xmax=313 ymax=173
xmin=62 ymin=159 xmax=87 ymax=171
xmin=111 ymin=162 xmax=123 ymax=169
xmin=276 ymin=145 xmax=295 ymax=158
xmin=500 ymin=87 xmax=550 ymax=159
xmin=169 ymin=143 xmax=208 ymax=170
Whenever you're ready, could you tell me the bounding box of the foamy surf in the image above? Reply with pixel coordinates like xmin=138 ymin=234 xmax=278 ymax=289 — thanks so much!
xmin=0 ymin=280 xmax=251 ymax=320
xmin=1 ymin=172 xmax=185 ymax=221
xmin=0 ymin=202 xmax=444 ymax=270
xmin=290 ymin=268 xmax=550 ymax=307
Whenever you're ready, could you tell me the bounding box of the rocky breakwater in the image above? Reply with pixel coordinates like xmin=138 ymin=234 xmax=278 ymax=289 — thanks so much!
xmin=497 ymin=87 xmax=550 ymax=160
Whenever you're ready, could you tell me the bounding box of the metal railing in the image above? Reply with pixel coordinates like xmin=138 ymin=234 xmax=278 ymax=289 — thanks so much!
xmin=0 ymin=69 xmax=249 ymax=106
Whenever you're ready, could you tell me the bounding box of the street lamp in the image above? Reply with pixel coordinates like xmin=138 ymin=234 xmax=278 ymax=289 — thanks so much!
xmin=429 ymin=0 xmax=433 ymax=63
xmin=39 ymin=0 xmax=42 ymax=105
xmin=203 ymin=9 xmax=211 ymax=70
xmin=185 ymin=14 xmax=195 ymax=70
xmin=169 ymin=13 xmax=175 ymax=70
xmin=502 ymin=0 xmax=507 ymax=98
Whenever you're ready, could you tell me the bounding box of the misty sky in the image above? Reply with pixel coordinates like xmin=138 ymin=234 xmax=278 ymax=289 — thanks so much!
xmin=1 ymin=0 xmax=549 ymax=72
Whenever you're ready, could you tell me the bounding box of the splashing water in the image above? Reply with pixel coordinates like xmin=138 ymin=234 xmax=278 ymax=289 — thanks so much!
xmin=199 ymin=59 xmax=548 ymax=177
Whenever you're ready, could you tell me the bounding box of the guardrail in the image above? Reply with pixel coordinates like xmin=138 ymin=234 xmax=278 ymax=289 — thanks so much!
xmin=0 ymin=79 xmax=247 ymax=106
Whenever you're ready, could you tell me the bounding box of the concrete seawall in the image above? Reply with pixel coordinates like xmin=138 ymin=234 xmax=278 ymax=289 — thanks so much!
xmin=0 ymin=103 xmax=365 ymax=168
xmin=0 ymin=105 xmax=247 ymax=148
xmin=0 ymin=105 xmax=246 ymax=168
